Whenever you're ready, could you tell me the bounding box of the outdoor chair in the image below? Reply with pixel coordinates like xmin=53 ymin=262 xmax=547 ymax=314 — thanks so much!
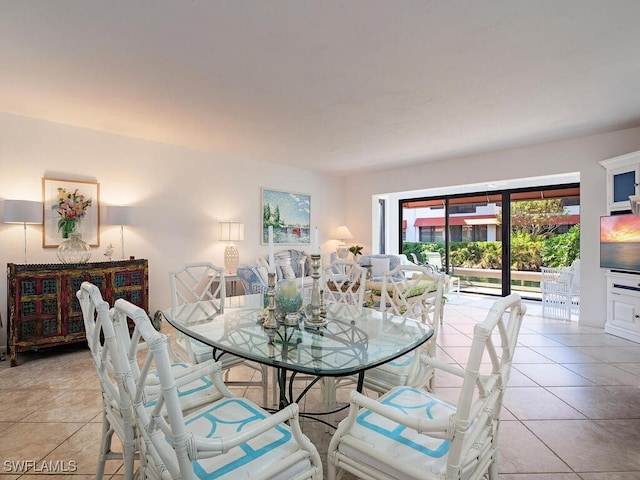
xmin=425 ymin=251 xmax=460 ymax=296
xmin=111 ymin=298 xmax=323 ymax=480
xmin=541 ymin=258 xmax=580 ymax=320
xmin=328 ymin=293 xmax=526 ymax=480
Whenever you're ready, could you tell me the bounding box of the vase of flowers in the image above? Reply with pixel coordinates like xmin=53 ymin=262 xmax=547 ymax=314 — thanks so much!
xmin=55 ymin=187 xmax=93 ymax=263
xmin=56 ymin=187 xmax=92 ymax=238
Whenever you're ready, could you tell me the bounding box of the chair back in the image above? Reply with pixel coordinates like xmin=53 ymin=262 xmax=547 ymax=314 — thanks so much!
xmin=111 ymin=299 xmax=193 ymax=478
xmin=169 ymin=262 xmax=226 ymax=363
xmin=541 ymin=261 xmax=577 ymax=320
xmin=322 ymin=259 xmax=367 ymax=307
xmin=169 ymin=261 xmax=225 ymax=309
xmin=446 ymin=293 xmax=526 ymax=474
xmin=76 ymin=282 xmax=136 ymax=479
xmin=380 ymin=265 xmax=444 ymax=327
xmin=425 ymin=252 xmax=444 ymax=271
xmin=570 ymin=258 xmax=580 ymax=292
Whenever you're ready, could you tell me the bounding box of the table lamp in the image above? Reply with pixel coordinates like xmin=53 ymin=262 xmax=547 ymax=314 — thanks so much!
xmin=334 ymin=225 xmax=353 ymax=259
xmin=3 ymin=199 xmax=43 ymax=264
xmin=220 ymin=222 xmax=244 ymax=274
xmin=106 ymin=205 xmax=136 ymax=259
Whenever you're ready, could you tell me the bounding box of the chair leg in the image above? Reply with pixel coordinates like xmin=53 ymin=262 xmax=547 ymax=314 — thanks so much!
xmin=272 ymin=367 xmax=278 ymax=406
xmin=488 ymin=458 xmax=498 ymax=479
xmin=96 ymin=412 xmax=111 ymax=480
xmin=261 ymin=365 xmax=269 ymax=406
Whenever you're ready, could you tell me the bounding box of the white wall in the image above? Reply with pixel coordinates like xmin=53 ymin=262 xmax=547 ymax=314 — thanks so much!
xmin=3 ymin=111 xmax=640 ymax=344
xmin=343 ymin=127 xmax=640 ymax=329
xmin=0 ymin=112 xmax=347 ymax=346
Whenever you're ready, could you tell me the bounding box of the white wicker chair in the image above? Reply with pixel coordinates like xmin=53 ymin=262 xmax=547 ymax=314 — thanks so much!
xmin=363 ymin=264 xmax=444 ymax=393
xmin=425 ymin=251 xmax=460 ymax=296
xmin=169 ymin=262 xmax=269 ymax=405
xmin=78 ymin=282 xmax=229 ymax=479
xmin=111 ymin=298 xmax=323 ymax=480
xmin=321 ymin=259 xmax=368 ymax=426
xmin=77 ymin=282 xmax=137 ymax=480
xmin=328 ymin=293 xmax=526 ymax=480
xmin=322 ymin=258 xmax=368 ymax=308
xmin=541 ymin=258 xmax=580 ymax=320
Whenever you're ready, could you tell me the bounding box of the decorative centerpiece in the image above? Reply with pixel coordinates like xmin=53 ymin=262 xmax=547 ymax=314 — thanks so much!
xmin=305 ymin=253 xmax=328 ymax=328
xmin=263 ymin=272 xmax=279 ymax=330
xmin=55 ymin=187 xmax=93 ymax=264
xmin=276 ymin=279 xmax=303 ymax=326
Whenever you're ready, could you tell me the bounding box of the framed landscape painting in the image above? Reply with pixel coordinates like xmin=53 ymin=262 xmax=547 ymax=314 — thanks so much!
xmin=262 ymin=188 xmax=310 ymax=245
xmin=42 ymin=178 xmax=100 ymax=247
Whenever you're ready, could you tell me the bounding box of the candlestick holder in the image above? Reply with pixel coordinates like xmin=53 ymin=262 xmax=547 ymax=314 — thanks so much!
xmin=305 ymin=254 xmax=327 ymax=328
xmin=263 ymin=272 xmax=279 ymax=330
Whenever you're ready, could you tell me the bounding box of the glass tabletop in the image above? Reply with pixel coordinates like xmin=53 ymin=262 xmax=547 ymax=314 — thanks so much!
xmin=162 ymin=294 xmax=434 ymax=377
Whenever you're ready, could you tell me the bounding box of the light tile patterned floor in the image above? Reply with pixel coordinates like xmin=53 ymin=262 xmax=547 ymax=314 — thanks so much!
xmin=0 ymin=293 xmax=638 ymax=478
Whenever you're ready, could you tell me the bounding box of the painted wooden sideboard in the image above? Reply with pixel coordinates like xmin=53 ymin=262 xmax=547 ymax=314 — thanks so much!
xmin=7 ymin=259 xmax=148 ymax=366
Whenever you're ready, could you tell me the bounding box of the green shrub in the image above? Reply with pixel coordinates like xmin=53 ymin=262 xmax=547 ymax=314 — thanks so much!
xmin=510 ymin=232 xmax=544 ymax=270
xmin=405 ymin=226 xmax=578 ymax=272
xmin=541 ymin=224 xmax=580 ymax=268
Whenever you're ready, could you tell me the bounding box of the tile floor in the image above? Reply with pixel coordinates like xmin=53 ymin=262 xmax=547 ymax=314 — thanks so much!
xmin=0 ymin=293 xmax=638 ymax=479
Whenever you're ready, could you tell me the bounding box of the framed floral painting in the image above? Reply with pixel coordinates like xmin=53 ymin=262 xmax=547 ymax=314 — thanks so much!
xmin=42 ymin=178 xmax=100 ymax=247
xmin=261 ymin=188 xmax=310 ymax=245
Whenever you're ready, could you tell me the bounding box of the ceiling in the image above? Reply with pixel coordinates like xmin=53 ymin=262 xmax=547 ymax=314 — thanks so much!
xmin=2 ymin=1 xmax=640 ymax=176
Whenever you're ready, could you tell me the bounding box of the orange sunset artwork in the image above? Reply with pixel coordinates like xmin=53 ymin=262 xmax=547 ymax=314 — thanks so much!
xmin=601 ymin=215 xmax=640 ymax=243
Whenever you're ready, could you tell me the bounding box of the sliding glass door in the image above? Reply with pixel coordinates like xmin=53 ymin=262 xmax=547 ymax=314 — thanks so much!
xmin=401 ymin=184 xmax=579 ymax=299
xmin=509 ymin=187 xmax=580 ymax=299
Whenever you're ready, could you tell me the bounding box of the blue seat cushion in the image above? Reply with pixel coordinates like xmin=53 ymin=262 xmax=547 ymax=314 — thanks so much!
xmin=338 ymin=386 xmax=455 ymax=477
xmin=175 ymin=397 xmax=313 ymax=479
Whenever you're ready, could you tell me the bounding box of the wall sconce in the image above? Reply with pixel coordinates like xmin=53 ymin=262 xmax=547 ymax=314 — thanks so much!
xmin=630 ymin=195 xmax=640 ymax=215
xmin=220 ymin=222 xmax=244 ymax=274
xmin=3 ymin=199 xmax=43 ymax=264
xmin=334 ymin=225 xmax=353 ymax=259
xmin=106 ymin=206 xmax=136 ymax=259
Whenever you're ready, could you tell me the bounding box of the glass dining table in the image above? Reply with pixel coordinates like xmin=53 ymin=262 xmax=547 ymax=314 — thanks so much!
xmin=162 ymin=294 xmax=434 ymax=415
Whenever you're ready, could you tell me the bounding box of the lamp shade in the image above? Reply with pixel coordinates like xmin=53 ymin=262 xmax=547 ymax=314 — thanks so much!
xmin=106 ymin=206 xmax=136 ymax=226
xmin=335 ymin=225 xmax=353 ymax=241
xmin=220 ymin=222 xmax=244 ymax=242
xmin=4 ymin=200 xmax=42 ymax=224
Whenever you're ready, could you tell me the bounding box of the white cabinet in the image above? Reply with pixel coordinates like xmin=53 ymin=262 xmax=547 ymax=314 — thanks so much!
xmin=600 ymin=150 xmax=640 ymax=212
xmin=600 ymin=150 xmax=640 ymax=343
xmin=605 ymin=271 xmax=640 ymax=343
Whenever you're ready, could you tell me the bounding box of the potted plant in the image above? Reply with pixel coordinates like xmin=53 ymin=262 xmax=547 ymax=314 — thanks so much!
xmin=348 ymin=244 xmax=363 ymax=262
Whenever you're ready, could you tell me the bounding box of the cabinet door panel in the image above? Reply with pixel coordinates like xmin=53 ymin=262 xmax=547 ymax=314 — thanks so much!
xmin=611 ymin=297 xmax=639 ymax=328
xmin=612 ymin=170 xmax=637 ymax=203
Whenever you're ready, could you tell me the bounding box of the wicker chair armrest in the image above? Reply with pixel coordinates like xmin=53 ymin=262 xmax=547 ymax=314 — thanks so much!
xmin=346 ymin=390 xmax=451 ymax=437
xmin=191 ymin=403 xmax=303 ymax=456
xmin=419 ymin=355 xmax=466 ymax=378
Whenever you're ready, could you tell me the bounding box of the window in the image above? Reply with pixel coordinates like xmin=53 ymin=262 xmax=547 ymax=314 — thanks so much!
xmin=450 ymin=225 xmax=488 ymax=242
xmin=419 ymin=226 xmax=445 ymax=242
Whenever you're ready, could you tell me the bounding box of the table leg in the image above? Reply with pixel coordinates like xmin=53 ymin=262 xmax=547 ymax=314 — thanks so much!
xmin=356 ymin=371 xmax=365 ymax=392
xmin=277 ymin=367 xmax=288 ymax=410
